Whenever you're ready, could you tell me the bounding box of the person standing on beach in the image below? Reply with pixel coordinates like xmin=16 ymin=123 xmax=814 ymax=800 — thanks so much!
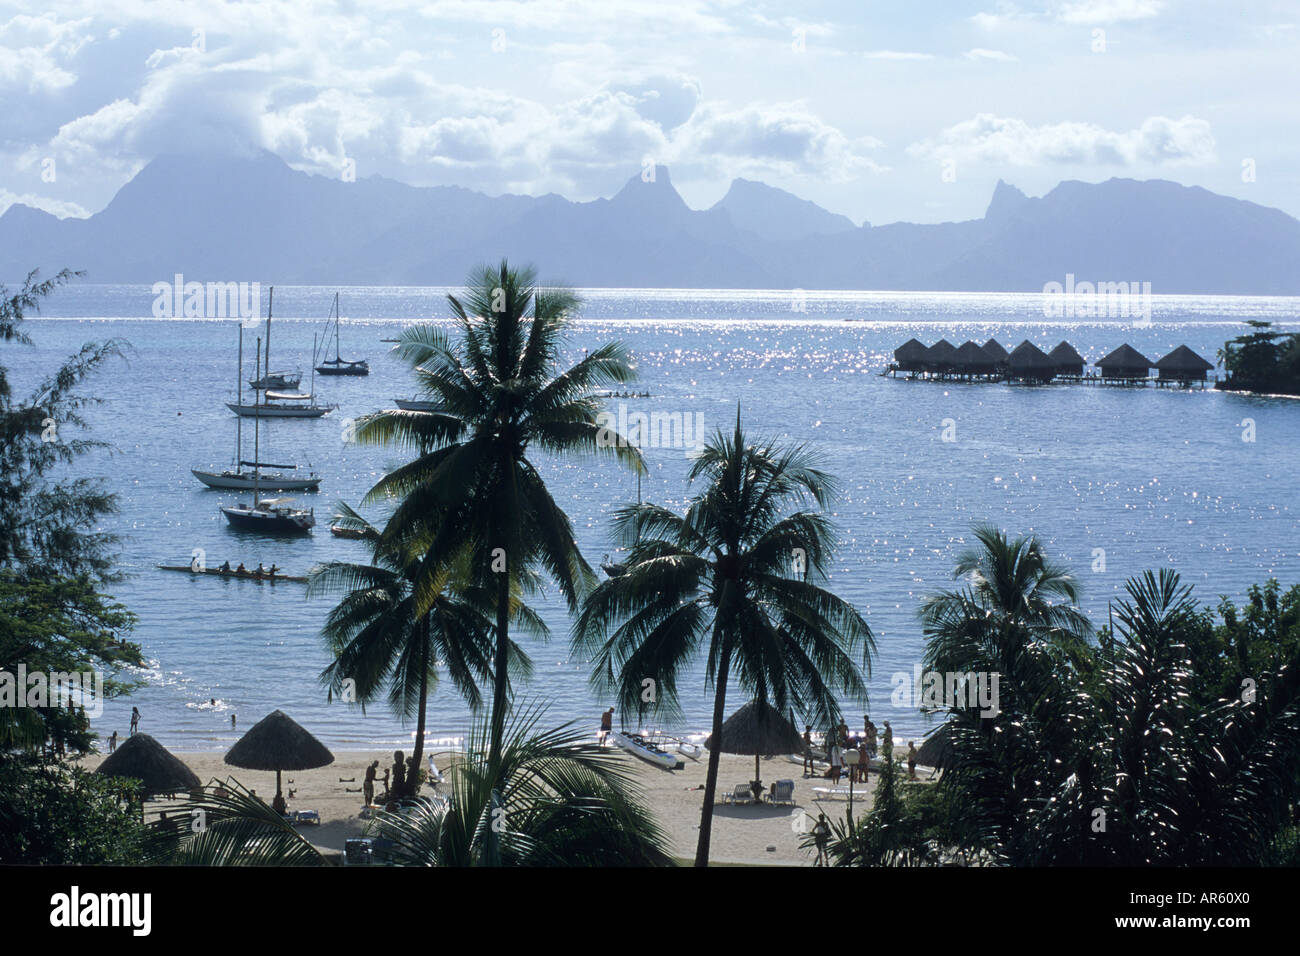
xmin=829 ymin=739 xmax=843 ymax=785
xmin=599 ymin=707 xmax=614 ymax=745
xmin=129 ymin=706 xmax=140 ymax=736
xmin=231 ymin=713 xmax=236 ymax=730
xmin=802 ymin=726 xmax=815 ymax=776
xmin=857 ymin=739 xmax=870 ymax=783
xmin=907 ymin=741 xmax=918 ymax=780
xmin=881 ymin=721 xmax=893 ymax=761
xmin=391 ymin=750 xmax=407 ymax=795
xmin=864 ymin=717 xmax=877 ymax=758
xmin=363 ymin=761 xmax=380 ymax=806
xmin=812 ymin=813 xmax=831 ymax=866
xmin=108 ymin=731 xmax=118 ymax=753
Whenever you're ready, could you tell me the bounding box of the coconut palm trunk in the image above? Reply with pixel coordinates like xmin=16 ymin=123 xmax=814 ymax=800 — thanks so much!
xmin=408 ymin=616 xmax=430 ymax=797
xmin=491 ymin=568 xmax=511 ymax=764
xmin=694 ymin=642 xmax=731 ymax=866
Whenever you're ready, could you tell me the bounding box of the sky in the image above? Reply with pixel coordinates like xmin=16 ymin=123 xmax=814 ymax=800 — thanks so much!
xmin=1 ymin=0 xmax=1297 ymax=226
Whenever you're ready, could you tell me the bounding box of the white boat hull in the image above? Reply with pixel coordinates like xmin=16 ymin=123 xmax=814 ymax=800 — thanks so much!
xmin=612 ymin=731 xmax=683 ymax=770
xmin=227 ymin=402 xmax=332 ymax=418
xmin=192 ymin=469 xmax=320 ymax=491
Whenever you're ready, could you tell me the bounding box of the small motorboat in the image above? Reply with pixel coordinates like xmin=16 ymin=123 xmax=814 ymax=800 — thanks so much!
xmin=329 ymin=522 xmax=373 ymax=540
xmin=611 ymin=730 xmax=683 ymax=770
xmin=249 ymin=370 xmax=302 ymax=391
xmin=394 ymin=398 xmax=438 ymax=412
xmin=220 ymin=497 xmax=315 ymax=534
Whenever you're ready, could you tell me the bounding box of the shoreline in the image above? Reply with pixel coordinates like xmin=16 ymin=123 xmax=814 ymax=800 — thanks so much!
xmin=79 ymin=746 xmax=922 ymax=866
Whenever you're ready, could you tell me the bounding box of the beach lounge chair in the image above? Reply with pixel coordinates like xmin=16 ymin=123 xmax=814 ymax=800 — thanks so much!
xmin=725 ymin=782 xmax=754 ymax=805
xmin=767 ymin=779 xmax=796 ymax=806
xmin=811 ymin=786 xmax=852 ymax=800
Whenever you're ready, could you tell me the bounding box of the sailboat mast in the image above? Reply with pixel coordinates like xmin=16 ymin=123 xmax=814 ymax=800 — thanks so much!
xmin=265 ymin=286 xmax=273 ymax=381
xmin=311 ymin=333 xmax=317 ymax=400
xmin=254 ymin=338 xmax=262 ymax=507
xmin=334 ymin=292 xmax=341 ymax=362
xmin=236 ymin=325 xmax=243 ymax=466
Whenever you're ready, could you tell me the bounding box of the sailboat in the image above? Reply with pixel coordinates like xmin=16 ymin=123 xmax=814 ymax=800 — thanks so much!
xmin=228 ymin=288 xmax=334 ymax=418
xmin=220 ymin=337 xmax=316 ymax=535
xmin=315 ymin=292 xmax=368 ymax=376
xmin=246 ymin=287 xmax=302 ymax=390
xmin=195 ymin=326 xmax=322 ymax=491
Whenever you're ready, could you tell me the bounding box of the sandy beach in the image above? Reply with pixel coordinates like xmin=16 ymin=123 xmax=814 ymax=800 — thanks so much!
xmin=80 ymin=746 xmax=925 ymax=865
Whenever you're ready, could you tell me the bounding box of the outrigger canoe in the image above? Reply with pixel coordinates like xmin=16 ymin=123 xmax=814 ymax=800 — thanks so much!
xmin=611 ymin=730 xmax=684 ymax=770
xmin=157 ymin=564 xmax=308 ymax=584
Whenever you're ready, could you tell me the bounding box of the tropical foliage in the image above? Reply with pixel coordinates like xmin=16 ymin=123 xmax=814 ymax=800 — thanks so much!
xmin=1216 ymin=320 xmax=1300 ymax=394
xmin=365 ymin=706 xmax=671 ymax=866
xmin=573 ymin=411 xmax=874 ymax=865
xmin=309 ymin=505 xmax=543 ymax=797
xmin=351 ymin=261 xmax=640 ymax=767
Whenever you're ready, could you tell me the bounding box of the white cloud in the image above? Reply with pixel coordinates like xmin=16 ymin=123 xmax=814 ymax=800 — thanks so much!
xmin=0 ymin=188 xmax=90 ymax=219
xmin=908 ymin=113 xmax=1215 ymax=167
xmin=0 ymin=13 xmax=93 ymax=93
xmin=1057 ymin=0 xmax=1165 ymax=25
xmin=864 ymin=50 xmax=934 ymax=60
xmin=964 ymin=48 xmax=1018 ymax=61
xmin=670 ymin=101 xmax=886 ymax=180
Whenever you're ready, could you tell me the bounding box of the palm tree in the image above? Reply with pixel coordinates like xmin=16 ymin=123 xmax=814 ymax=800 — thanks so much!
xmin=917 ymin=524 xmax=1093 ymax=860
xmin=308 ymin=505 xmax=544 ymax=797
xmin=367 ymin=704 xmax=671 ymax=866
xmin=572 ymin=410 xmax=875 ymax=866
xmin=354 ymin=261 xmax=641 ymax=767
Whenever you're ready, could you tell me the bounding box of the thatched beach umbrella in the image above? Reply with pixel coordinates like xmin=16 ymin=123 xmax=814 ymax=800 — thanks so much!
xmin=225 ymin=709 xmax=334 ymax=813
xmin=1096 ymin=343 xmax=1154 ymax=380
xmin=914 ymin=723 xmax=954 ymax=774
xmin=97 ymin=733 xmax=200 ymax=798
xmin=893 ymin=337 xmax=928 ymax=372
xmin=1154 ymin=344 xmax=1214 ymax=382
xmin=1048 ymin=341 xmax=1086 ymax=377
xmin=705 ymin=700 xmax=803 ymax=792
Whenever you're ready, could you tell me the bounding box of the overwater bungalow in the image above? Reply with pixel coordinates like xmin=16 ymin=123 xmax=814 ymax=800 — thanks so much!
xmin=1096 ymin=344 xmax=1154 ymax=382
xmin=1007 ymin=340 xmax=1055 ymax=383
xmin=983 ymin=338 xmax=1010 ymax=364
xmin=1153 ymin=344 xmax=1215 ymax=385
xmin=953 ymin=340 xmax=999 ymax=380
xmin=1048 ymin=342 xmax=1086 ymax=379
xmin=893 ymin=338 xmax=929 ymax=374
xmin=926 ymin=339 xmax=958 ymax=375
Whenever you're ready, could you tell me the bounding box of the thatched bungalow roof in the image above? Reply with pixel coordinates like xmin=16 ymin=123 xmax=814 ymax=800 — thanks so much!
xmin=893 ymin=338 xmax=928 ymax=368
xmin=704 ymin=700 xmax=803 ymax=756
xmin=982 ymin=338 xmax=1009 ymax=362
xmin=1007 ymin=340 xmax=1052 ymax=368
xmin=96 ymin=734 xmax=200 ymax=797
xmin=954 ymin=340 xmax=997 ymax=370
xmin=1096 ymin=344 xmax=1154 ymax=376
xmin=1048 ymin=341 xmax=1086 ymax=371
xmin=1154 ymin=345 xmax=1214 ymax=373
xmin=926 ymin=338 xmax=957 ymax=368
xmin=225 ymin=710 xmax=334 ymax=772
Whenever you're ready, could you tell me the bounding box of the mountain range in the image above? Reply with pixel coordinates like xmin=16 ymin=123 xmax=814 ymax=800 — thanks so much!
xmin=2 ymin=151 xmax=1298 ymax=293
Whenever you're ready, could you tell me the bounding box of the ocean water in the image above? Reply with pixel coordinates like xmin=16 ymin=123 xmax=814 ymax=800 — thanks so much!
xmin=9 ymin=285 xmax=1300 ymax=752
